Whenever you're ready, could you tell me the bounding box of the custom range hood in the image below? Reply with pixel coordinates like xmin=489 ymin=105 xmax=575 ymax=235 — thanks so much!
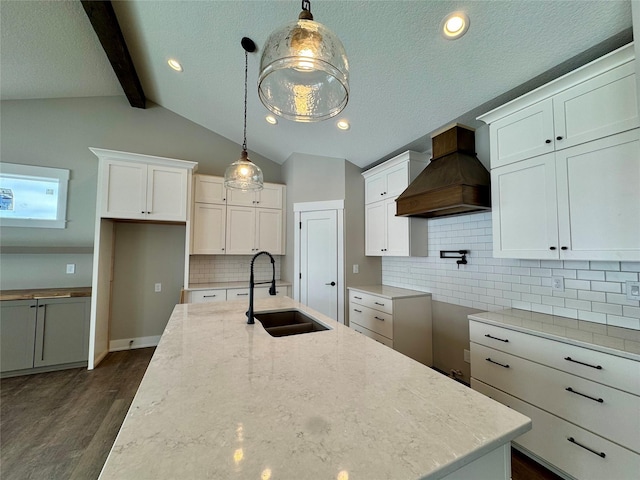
xmin=396 ymin=124 xmax=491 ymax=218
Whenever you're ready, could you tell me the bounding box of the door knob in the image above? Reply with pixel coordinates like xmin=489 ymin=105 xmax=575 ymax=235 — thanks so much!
xmin=325 ymin=281 xmax=336 ymax=286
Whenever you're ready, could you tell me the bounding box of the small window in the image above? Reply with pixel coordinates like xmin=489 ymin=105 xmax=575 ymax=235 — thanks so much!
xmin=0 ymin=163 xmax=70 ymax=229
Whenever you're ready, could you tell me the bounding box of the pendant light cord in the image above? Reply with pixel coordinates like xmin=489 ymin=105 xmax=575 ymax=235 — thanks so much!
xmin=243 ymin=48 xmax=248 ymax=152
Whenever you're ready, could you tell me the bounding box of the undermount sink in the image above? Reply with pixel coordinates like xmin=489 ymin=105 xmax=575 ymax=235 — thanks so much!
xmin=254 ymin=310 xmax=330 ymax=337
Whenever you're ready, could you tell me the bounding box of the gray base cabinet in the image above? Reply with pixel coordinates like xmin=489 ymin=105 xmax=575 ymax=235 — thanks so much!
xmin=1 ymin=297 xmax=90 ymax=375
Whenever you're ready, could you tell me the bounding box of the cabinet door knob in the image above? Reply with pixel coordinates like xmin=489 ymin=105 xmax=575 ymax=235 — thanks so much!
xmin=549 ymin=246 xmax=557 ymax=250
xmin=556 ymin=136 xmax=563 ymax=141
xmin=545 ymin=139 xmax=552 ymax=144
xmin=561 ymin=246 xmax=568 ymax=250
xmin=141 ymin=211 xmax=145 ymax=214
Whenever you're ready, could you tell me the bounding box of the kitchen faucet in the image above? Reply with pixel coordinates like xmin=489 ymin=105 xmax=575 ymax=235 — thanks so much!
xmin=246 ymin=250 xmax=277 ymax=324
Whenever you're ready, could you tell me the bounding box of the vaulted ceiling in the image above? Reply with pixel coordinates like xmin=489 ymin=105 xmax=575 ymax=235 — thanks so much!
xmin=0 ymin=1 xmax=633 ymax=168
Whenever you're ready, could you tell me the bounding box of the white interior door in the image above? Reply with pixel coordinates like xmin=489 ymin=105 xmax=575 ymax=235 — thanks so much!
xmin=300 ymin=209 xmax=338 ymax=321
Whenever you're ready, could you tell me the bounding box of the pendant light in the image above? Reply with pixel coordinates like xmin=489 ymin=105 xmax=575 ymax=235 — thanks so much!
xmin=224 ymin=37 xmax=264 ymax=191
xmin=258 ymin=0 xmax=349 ymax=122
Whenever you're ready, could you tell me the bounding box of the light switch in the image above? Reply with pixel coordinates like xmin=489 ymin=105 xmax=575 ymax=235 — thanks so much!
xmin=155 ymin=283 xmax=162 ymax=293
xmin=353 ymin=264 xmax=359 ymax=274
xmin=66 ymin=264 xmax=75 ymax=274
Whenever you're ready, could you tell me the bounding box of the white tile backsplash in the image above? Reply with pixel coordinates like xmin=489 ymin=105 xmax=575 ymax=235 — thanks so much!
xmin=382 ymin=212 xmax=640 ymax=331
xmin=189 ymin=255 xmax=281 ymax=284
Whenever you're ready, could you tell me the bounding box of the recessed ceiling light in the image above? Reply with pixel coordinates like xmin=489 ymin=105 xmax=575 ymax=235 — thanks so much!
xmin=265 ymin=115 xmax=278 ymax=125
xmin=167 ymin=58 xmax=183 ymax=72
xmin=336 ymin=120 xmax=350 ymax=130
xmin=441 ymin=12 xmax=469 ymax=40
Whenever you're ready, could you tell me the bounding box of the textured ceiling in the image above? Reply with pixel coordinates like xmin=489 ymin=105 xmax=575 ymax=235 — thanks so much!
xmin=0 ymin=1 xmax=633 ymax=168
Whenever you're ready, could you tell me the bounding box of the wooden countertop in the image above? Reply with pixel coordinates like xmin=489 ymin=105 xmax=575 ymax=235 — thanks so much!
xmin=0 ymin=287 xmax=92 ymax=301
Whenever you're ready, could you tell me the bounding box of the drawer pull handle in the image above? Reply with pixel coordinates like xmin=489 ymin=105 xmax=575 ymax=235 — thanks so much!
xmin=485 ymin=334 xmax=509 ymax=343
xmin=203 ymin=295 xmax=217 ymax=298
xmin=374 ymin=316 xmax=385 ymax=321
xmin=235 ymin=293 xmax=249 ymax=296
xmin=374 ymin=302 xmax=385 ymax=306
xmin=353 ymin=309 xmax=362 ymax=313
xmin=486 ymin=358 xmax=509 ymax=368
xmin=564 ymin=356 xmax=602 ymax=370
xmin=354 ymin=296 xmax=362 ymax=300
xmin=565 ymin=387 xmax=603 ymax=403
xmin=567 ymin=437 xmax=606 ymax=458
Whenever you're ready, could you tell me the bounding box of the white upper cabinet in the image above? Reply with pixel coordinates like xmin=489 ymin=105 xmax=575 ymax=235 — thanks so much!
xmin=94 ymin=150 xmax=196 ymax=222
xmin=194 ymin=175 xmax=226 ymax=204
xmin=226 ymin=183 xmax=284 ymax=209
xmin=192 ymin=203 xmax=226 ymax=254
xmin=362 ymin=151 xmax=429 ymax=257
xmin=480 ymin=43 xmax=640 ymax=261
xmin=481 ymin=44 xmax=639 ymax=169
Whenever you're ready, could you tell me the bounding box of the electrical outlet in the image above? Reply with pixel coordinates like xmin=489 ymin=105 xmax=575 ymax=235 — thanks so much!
xmin=552 ymin=276 xmax=564 ymax=292
xmin=154 ymin=283 xmax=162 ymax=293
xmin=464 ymin=349 xmax=470 ymax=363
xmin=353 ymin=264 xmax=359 ymax=274
xmin=66 ymin=263 xmax=75 ymax=274
xmin=627 ymin=281 xmax=640 ymax=301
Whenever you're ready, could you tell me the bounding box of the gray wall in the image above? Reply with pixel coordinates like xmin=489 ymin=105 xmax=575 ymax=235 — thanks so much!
xmin=110 ymin=222 xmax=185 ymax=341
xmin=0 ymin=95 xmax=282 ymax=290
xmin=281 ymin=153 xmax=380 ymax=323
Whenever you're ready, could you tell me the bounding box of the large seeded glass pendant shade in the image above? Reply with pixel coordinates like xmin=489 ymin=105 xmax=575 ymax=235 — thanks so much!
xmin=258 ymin=1 xmax=349 ymax=122
xmin=224 ymin=37 xmax=264 ymax=191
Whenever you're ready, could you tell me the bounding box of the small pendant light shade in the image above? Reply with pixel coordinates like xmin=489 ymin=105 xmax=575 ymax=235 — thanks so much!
xmin=225 ymin=37 xmax=264 ymax=191
xmin=224 ymin=150 xmax=263 ymax=191
xmin=258 ymin=1 xmax=349 ymax=122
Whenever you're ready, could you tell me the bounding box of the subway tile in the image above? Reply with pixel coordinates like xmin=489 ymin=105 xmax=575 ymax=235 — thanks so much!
xmin=623 ymin=306 xmax=640 ymax=319
xmin=521 ymin=276 xmax=542 ymax=286
xmin=520 ymin=260 xmax=541 ymax=268
xmin=531 ymin=286 xmax=553 ymax=296
xmin=607 ymin=293 xmax=640 ymax=307
xmin=512 ymin=267 xmax=531 ymax=276
xmin=552 ymin=306 xmax=578 ymax=319
xmin=605 ymin=271 xmax=639 ymax=282
xmin=577 ymin=311 xmax=607 ymax=326
xmin=621 ymin=262 xmax=640 ymax=272
xmin=541 ymin=260 xmax=563 ymax=268
xmin=512 ymin=300 xmax=531 ymax=310
xmin=564 ymin=279 xmax=591 ymax=290
xmin=530 ymin=268 xmax=552 ymax=277
xmin=592 ymin=302 xmax=623 ymax=315
xmin=504 ymin=291 xmax=522 ymax=300
xmin=512 ymin=284 xmax=531 ymax=294
xmin=590 ymin=281 xmax=622 ymax=293
xmin=530 ymin=303 xmax=553 ymax=315
xmin=577 ymin=270 xmax=605 ymax=281
xmin=562 ymin=260 xmax=590 ymax=270
xmin=589 ymin=261 xmax=620 ymax=271
xmin=542 ymin=295 xmax=565 ymax=307
xmin=552 ymin=269 xmax=577 ymax=279
xmin=606 ymin=315 xmax=640 ymax=330
xmin=552 ymin=289 xmax=577 ymax=299
xmin=564 ymin=298 xmax=591 ymax=311
xmin=522 ymin=293 xmax=542 ymax=304
xmin=577 ymin=290 xmax=606 ymax=303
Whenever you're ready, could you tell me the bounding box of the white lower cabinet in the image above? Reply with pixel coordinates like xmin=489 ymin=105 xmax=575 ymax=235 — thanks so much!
xmin=348 ymin=287 xmax=432 ymax=366
xmin=187 ymin=286 xmax=289 ymax=304
xmin=470 ymin=318 xmax=640 ymax=479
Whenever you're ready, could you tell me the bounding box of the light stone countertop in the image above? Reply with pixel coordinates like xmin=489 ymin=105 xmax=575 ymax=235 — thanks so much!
xmin=99 ymin=297 xmax=530 ymax=480
xmin=186 ymin=280 xmax=292 ymax=291
xmin=348 ymin=285 xmax=432 ymax=300
xmin=469 ymin=309 xmax=640 ymax=361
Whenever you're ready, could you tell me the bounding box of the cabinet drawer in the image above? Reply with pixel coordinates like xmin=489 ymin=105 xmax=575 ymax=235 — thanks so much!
xmin=253 ymin=286 xmax=287 ymax=299
xmin=350 ymin=303 xmax=393 ymax=339
xmin=472 ymin=379 xmax=640 ymax=480
xmin=470 ymin=320 xmax=640 ymax=395
xmin=226 ymin=288 xmax=251 ymax=300
xmin=190 ymin=290 xmax=227 ymax=303
xmin=471 ymin=343 xmax=640 ymax=451
xmin=351 ymin=322 xmax=393 ymax=348
xmin=349 ymin=290 xmax=393 ymax=315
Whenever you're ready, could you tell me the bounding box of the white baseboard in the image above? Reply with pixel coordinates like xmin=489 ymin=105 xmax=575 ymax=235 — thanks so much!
xmin=109 ymin=335 xmax=161 ymax=352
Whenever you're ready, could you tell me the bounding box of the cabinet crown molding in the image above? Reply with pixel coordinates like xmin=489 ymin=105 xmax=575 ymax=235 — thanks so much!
xmin=89 ymin=147 xmax=198 ymax=171
xmin=362 ymin=150 xmax=429 ymax=178
xmin=478 ymin=42 xmax=635 ymax=125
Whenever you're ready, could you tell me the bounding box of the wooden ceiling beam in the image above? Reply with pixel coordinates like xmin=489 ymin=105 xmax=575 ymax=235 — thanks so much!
xmin=81 ymin=0 xmax=145 ymax=108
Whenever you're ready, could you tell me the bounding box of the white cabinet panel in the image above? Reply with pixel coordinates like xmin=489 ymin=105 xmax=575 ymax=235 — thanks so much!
xmin=190 ymin=290 xmax=227 ymax=303
xmin=553 ymin=61 xmax=639 ymax=150
xmin=556 ymin=129 xmax=640 ymax=261
xmin=385 ymin=198 xmax=410 ymax=256
xmin=365 ymin=201 xmax=386 ymax=255
xmin=490 ymin=99 xmax=555 ymax=168
xmin=257 ymin=184 xmax=284 ymax=209
xmin=194 ymin=175 xmax=226 ymax=204
xmin=491 ymin=154 xmax=559 ymax=259
xmin=192 ymin=203 xmax=226 ymax=254
xmin=255 ymin=208 xmax=283 ymax=255
xmin=147 ymin=165 xmax=188 ymax=221
xmin=225 ymin=206 xmax=256 ymax=254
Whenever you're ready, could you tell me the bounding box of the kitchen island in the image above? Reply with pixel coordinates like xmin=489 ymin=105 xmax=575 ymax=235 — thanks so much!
xmin=99 ymin=297 xmax=530 ymax=479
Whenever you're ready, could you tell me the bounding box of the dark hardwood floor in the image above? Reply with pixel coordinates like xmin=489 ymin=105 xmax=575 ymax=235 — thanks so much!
xmin=2 ymin=347 xmax=563 ymax=480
